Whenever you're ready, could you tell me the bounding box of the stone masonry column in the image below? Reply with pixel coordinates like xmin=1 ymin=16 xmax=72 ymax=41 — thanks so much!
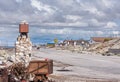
xmin=15 ymin=21 xmax=32 ymax=66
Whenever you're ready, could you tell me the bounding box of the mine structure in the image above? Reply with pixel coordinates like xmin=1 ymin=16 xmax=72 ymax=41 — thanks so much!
xmin=0 ymin=21 xmax=53 ymax=82
xmin=15 ymin=21 xmax=32 ymax=66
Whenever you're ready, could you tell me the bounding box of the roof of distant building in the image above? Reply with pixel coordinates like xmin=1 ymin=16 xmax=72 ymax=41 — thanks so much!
xmin=91 ymin=37 xmax=115 ymax=42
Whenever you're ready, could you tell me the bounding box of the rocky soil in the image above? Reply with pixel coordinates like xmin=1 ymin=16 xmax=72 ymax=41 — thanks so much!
xmin=32 ymin=48 xmax=120 ymax=82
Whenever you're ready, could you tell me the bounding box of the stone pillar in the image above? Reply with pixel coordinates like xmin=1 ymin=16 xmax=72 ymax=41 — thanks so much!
xmin=15 ymin=21 xmax=32 ymax=66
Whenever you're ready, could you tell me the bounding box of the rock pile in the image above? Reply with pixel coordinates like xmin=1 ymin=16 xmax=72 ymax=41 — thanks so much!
xmin=15 ymin=35 xmax=32 ymax=66
xmin=88 ymin=38 xmax=120 ymax=55
xmin=0 ymin=50 xmax=8 ymax=63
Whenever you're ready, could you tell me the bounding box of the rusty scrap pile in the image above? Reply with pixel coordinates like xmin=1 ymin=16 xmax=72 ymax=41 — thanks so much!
xmin=8 ymin=62 xmax=27 ymax=81
xmin=8 ymin=60 xmax=53 ymax=82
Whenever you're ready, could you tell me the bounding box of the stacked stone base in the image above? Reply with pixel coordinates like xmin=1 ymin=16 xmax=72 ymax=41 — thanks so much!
xmin=15 ymin=35 xmax=32 ymax=66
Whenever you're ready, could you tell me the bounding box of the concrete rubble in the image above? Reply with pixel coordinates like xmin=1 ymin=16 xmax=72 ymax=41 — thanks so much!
xmin=0 ymin=50 xmax=8 ymax=63
xmin=88 ymin=38 xmax=120 ymax=55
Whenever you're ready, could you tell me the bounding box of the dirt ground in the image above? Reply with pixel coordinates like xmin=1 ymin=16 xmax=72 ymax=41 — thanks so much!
xmin=31 ymin=48 xmax=120 ymax=82
xmin=48 ymin=61 xmax=119 ymax=82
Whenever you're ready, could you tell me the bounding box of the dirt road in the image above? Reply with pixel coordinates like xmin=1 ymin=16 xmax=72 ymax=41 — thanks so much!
xmin=32 ymin=48 xmax=120 ymax=82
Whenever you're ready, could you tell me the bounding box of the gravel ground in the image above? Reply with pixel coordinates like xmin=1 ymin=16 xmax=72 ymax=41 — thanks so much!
xmin=31 ymin=48 xmax=120 ymax=82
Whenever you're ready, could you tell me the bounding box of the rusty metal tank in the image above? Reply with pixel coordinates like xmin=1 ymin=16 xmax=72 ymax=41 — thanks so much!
xmin=19 ymin=21 xmax=29 ymax=33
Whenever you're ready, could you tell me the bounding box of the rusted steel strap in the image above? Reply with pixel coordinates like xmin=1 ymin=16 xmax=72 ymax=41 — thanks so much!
xmin=29 ymin=64 xmax=47 ymax=73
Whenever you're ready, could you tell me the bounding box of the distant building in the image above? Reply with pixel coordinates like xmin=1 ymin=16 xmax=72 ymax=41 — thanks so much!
xmin=63 ymin=39 xmax=90 ymax=48
xmin=59 ymin=43 xmax=66 ymax=47
xmin=47 ymin=43 xmax=55 ymax=48
xmin=63 ymin=40 xmax=75 ymax=46
xmin=91 ymin=37 xmax=115 ymax=43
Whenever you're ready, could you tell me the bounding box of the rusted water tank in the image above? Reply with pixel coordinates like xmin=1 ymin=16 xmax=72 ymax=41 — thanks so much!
xmin=19 ymin=21 xmax=29 ymax=33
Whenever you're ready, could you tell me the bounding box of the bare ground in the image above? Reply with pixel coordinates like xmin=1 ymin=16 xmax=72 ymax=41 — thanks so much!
xmin=31 ymin=48 xmax=120 ymax=82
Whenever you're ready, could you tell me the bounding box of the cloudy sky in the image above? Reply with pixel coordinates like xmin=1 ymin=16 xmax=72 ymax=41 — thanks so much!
xmin=0 ymin=0 xmax=120 ymax=45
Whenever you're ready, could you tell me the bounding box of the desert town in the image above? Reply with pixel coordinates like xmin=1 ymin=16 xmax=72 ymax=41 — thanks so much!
xmin=0 ymin=21 xmax=120 ymax=82
xmin=0 ymin=0 xmax=120 ymax=82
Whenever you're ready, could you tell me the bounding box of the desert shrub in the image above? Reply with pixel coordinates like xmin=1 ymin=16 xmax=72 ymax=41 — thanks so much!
xmin=104 ymin=38 xmax=112 ymax=42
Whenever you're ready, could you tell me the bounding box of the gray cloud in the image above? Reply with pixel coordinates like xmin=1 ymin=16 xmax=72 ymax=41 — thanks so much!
xmin=0 ymin=0 xmax=119 ymax=29
xmin=1 ymin=0 xmax=120 ymax=45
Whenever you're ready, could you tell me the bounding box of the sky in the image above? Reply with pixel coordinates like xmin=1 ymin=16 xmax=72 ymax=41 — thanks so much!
xmin=0 ymin=0 xmax=120 ymax=46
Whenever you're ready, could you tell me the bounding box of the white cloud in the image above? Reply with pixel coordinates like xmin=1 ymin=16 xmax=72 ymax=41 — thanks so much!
xmin=65 ymin=15 xmax=82 ymax=22
xmin=76 ymin=0 xmax=80 ymax=3
xmin=106 ymin=22 xmax=118 ymax=28
xmin=112 ymin=31 xmax=119 ymax=35
xmin=96 ymin=31 xmax=104 ymax=35
xmin=89 ymin=19 xmax=105 ymax=27
xmin=57 ymin=0 xmax=74 ymax=6
xmin=68 ymin=22 xmax=88 ymax=27
xmin=42 ymin=22 xmax=88 ymax=27
xmin=80 ymin=3 xmax=105 ymax=17
xmin=31 ymin=0 xmax=55 ymax=15
xmin=37 ymin=28 xmax=72 ymax=34
xmin=102 ymin=0 xmax=114 ymax=8
xmin=15 ymin=0 xmax=22 ymax=3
